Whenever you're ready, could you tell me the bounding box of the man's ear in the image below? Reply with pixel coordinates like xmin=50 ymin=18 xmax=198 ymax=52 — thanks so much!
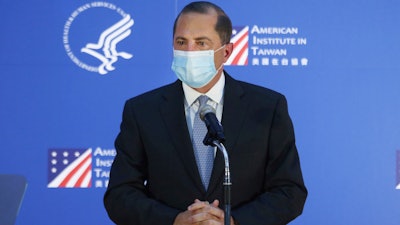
xmin=224 ymin=43 xmax=234 ymax=61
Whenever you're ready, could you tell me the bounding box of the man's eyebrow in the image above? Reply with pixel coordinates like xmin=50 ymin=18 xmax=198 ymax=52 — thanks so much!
xmin=174 ymin=36 xmax=187 ymax=40
xmin=194 ymin=37 xmax=212 ymax=42
xmin=174 ymin=36 xmax=212 ymax=42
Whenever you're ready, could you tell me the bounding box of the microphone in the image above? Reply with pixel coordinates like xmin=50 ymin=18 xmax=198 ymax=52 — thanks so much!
xmin=200 ymin=105 xmax=231 ymax=225
xmin=199 ymin=105 xmax=225 ymax=145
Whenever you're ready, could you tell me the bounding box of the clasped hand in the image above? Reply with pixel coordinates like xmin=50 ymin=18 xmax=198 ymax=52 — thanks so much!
xmin=173 ymin=199 xmax=234 ymax=225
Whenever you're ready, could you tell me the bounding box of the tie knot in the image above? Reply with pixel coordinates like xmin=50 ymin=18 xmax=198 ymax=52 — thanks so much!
xmin=197 ymin=95 xmax=209 ymax=108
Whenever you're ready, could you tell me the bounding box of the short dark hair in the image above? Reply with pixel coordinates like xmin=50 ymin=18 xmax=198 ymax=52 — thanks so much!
xmin=173 ymin=1 xmax=232 ymax=45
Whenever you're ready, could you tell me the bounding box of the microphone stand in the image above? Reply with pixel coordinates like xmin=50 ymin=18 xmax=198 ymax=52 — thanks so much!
xmin=212 ymin=140 xmax=231 ymax=225
xmin=204 ymin=134 xmax=231 ymax=225
xmin=200 ymin=105 xmax=231 ymax=225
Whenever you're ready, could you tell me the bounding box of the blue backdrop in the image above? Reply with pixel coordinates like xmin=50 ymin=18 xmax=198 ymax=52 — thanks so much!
xmin=1 ymin=0 xmax=399 ymax=224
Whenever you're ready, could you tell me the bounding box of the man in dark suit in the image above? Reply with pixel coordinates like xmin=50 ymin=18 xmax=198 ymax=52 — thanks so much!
xmin=104 ymin=1 xmax=307 ymax=225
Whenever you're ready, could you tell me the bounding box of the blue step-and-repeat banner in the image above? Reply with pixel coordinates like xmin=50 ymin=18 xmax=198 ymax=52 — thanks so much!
xmin=1 ymin=0 xmax=399 ymax=224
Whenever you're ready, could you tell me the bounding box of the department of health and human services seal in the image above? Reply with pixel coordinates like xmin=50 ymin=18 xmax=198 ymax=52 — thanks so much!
xmin=63 ymin=2 xmax=134 ymax=75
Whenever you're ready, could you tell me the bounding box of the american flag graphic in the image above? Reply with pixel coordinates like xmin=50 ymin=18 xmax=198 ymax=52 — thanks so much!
xmin=225 ymin=26 xmax=249 ymax=66
xmin=48 ymin=148 xmax=92 ymax=188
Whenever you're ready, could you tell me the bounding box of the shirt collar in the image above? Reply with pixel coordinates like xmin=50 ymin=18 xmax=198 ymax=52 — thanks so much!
xmin=182 ymin=72 xmax=225 ymax=107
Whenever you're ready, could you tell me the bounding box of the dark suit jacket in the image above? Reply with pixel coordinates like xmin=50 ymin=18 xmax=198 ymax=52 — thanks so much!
xmin=104 ymin=73 xmax=307 ymax=225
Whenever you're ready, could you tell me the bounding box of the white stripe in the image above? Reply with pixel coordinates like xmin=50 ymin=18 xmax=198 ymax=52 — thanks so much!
xmin=231 ymin=26 xmax=249 ymax=43
xmin=65 ymin=156 xmax=92 ymax=188
xmin=80 ymin=169 xmax=92 ymax=188
xmin=237 ymin=48 xmax=249 ymax=65
xmin=226 ymin=34 xmax=248 ymax=65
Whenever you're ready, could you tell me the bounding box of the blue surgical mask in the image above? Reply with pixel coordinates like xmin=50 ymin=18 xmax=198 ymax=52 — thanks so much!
xmin=171 ymin=45 xmax=225 ymax=88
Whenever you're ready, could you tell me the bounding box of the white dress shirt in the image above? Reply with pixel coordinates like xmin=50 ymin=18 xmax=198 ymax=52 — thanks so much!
xmin=182 ymin=73 xmax=225 ymax=144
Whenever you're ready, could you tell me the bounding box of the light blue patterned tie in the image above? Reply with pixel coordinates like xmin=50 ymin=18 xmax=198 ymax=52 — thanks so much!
xmin=192 ymin=95 xmax=214 ymax=190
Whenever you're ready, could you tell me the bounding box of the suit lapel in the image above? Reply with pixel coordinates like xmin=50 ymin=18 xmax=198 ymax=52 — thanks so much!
xmin=207 ymin=74 xmax=248 ymax=195
xmin=159 ymin=76 xmax=248 ymax=195
xmin=159 ymin=81 xmax=205 ymax=192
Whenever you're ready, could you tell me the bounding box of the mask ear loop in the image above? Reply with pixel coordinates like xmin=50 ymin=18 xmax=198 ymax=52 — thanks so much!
xmin=216 ymin=62 xmax=224 ymax=72
xmin=214 ymin=44 xmax=226 ymax=53
xmin=214 ymin=45 xmax=226 ymax=72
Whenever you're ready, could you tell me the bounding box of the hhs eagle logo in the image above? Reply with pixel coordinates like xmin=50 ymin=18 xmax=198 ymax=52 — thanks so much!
xmin=63 ymin=2 xmax=134 ymax=75
xmin=81 ymin=15 xmax=134 ymax=75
